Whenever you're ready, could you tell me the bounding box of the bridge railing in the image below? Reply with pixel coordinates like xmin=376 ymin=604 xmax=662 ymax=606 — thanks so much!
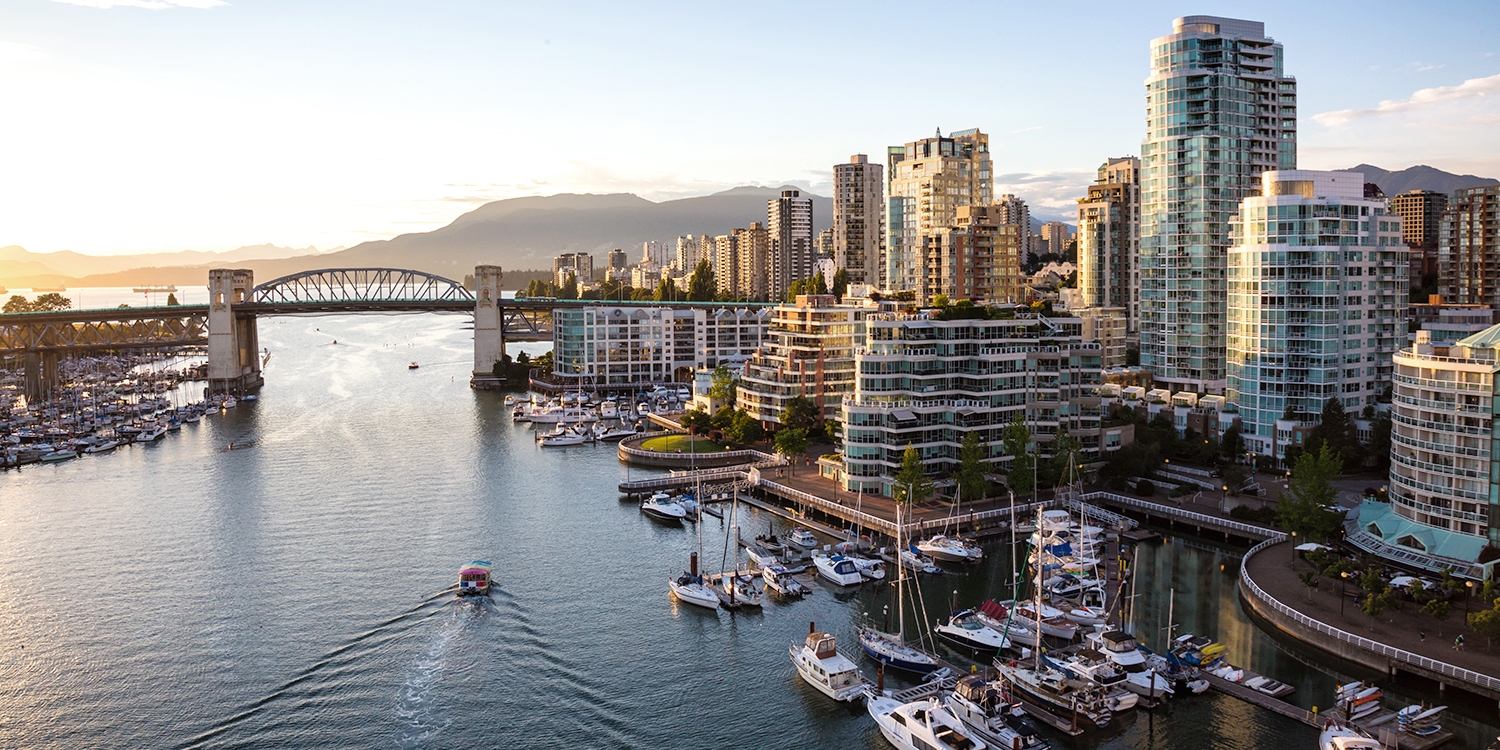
xmin=1240 ymin=536 xmax=1500 ymax=694
xmin=1081 ymin=491 xmax=1280 ymax=540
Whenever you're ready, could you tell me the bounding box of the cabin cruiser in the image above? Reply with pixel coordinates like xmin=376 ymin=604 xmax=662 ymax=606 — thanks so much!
xmin=537 ymin=425 xmax=590 ymax=446
xmin=813 ymin=553 xmax=864 ymax=587
xmin=457 ymin=561 xmax=493 ymax=596
xmin=944 ymin=674 xmax=1048 ymax=750
xmin=1001 ymin=600 xmax=1079 ymax=640
xmin=790 ymin=628 xmax=867 ymax=701
xmin=934 ymin=610 xmax=1016 ymax=656
xmin=598 ymin=401 xmax=618 ymax=419
xmin=83 ymin=439 xmax=121 ymax=454
xmin=1084 ymin=630 xmax=1173 ymax=699
xmin=136 ymin=424 xmax=167 ymax=443
xmin=744 ymin=544 xmax=780 ymax=568
xmin=867 ymin=696 xmax=989 ymax=750
xmin=1170 ymin=633 xmax=1226 ymax=668
xmin=527 ymin=404 xmax=595 ymax=424
xmin=639 ymin=493 xmax=687 ymax=523
xmin=901 ymin=546 xmax=944 ymax=575
xmin=972 ymin=600 xmax=1043 ymax=649
xmin=784 ymin=527 xmax=818 ymax=550
xmin=1054 ymin=651 xmax=1138 ymax=711
xmin=917 ymin=535 xmax=983 ymax=564
xmin=994 ymin=659 xmax=1111 ymax=729
xmin=762 ymin=564 xmax=807 ymax=596
xmin=849 ymin=556 xmax=886 ymax=581
xmin=40 ymin=448 xmax=78 ymax=463
xmin=1320 ymin=720 xmax=1383 ymax=750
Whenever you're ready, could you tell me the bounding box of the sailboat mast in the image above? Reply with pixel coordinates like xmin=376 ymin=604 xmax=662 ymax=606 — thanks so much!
xmin=896 ymin=501 xmax=905 ymax=640
xmin=1034 ymin=504 xmax=1043 ymax=671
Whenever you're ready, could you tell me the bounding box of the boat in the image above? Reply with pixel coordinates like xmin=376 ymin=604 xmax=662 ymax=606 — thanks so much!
xmin=1083 ymin=630 xmax=1173 ymax=700
xmin=812 ymin=553 xmax=864 ymax=587
xmin=714 ymin=496 xmax=763 ymax=608
xmin=918 ymin=534 xmax=984 ymax=564
xmin=241 ymin=394 xmax=257 ymax=402
xmin=538 ymin=428 xmax=589 ymax=447
xmin=1319 ymin=720 xmax=1383 ymax=750
xmin=136 ymin=424 xmax=167 ymax=443
xmin=457 ymin=560 xmax=493 ymax=596
xmin=511 ymin=406 xmax=530 ymax=422
xmin=40 ymin=449 xmax=78 ymax=462
xmin=640 ymin=492 xmax=687 ymax=523
xmin=859 ymin=503 xmax=941 ymax=675
xmin=222 ymin=397 xmax=237 ymax=409
xmin=995 ymin=658 xmax=1112 ymax=729
xmin=83 ymin=439 xmax=120 ymax=454
xmin=901 ymin=546 xmax=945 ymax=575
xmin=787 ymin=528 xmax=819 ymax=550
xmin=790 ymin=625 xmax=868 ymax=702
xmin=755 ymin=532 xmax=787 ymax=556
xmin=598 ymin=401 xmax=618 ymax=419
xmin=1055 ymin=650 xmax=1138 ymax=711
xmin=849 ymin=556 xmax=886 ymax=581
xmin=744 ymin=544 xmax=780 ymax=568
xmin=132 ymin=285 xmax=177 ymax=293
xmin=868 ymin=696 xmax=989 ymax=750
xmin=669 ymin=553 xmax=721 ymax=610
xmin=762 ymin=564 xmax=807 ymax=597
xmin=595 ymin=423 xmax=639 ymax=441
xmin=1003 ymin=600 xmax=1079 ymax=640
xmin=408 ymin=362 xmax=419 ymax=370
xmin=972 ymin=600 xmax=1044 ymax=649
xmin=1171 ymin=633 xmax=1226 ymax=668
xmin=943 ymin=674 xmax=1048 ymax=750
xmin=934 ymin=610 xmax=1015 ymax=656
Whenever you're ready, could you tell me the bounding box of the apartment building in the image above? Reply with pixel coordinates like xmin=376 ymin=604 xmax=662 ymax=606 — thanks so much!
xmin=738 ymin=294 xmax=873 ymax=426
xmin=1440 ymin=185 xmax=1500 ymax=307
xmin=886 ymin=129 xmax=992 ymax=291
xmin=552 ymin=305 xmax=770 ymax=386
xmin=917 ymin=204 xmax=1022 ymax=305
xmin=834 ymin=154 xmax=885 ymax=287
xmin=1076 ymin=157 xmax=1142 ymax=337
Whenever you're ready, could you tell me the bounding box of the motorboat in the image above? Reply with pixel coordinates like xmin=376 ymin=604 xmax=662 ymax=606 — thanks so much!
xmin=973 ymin=600 xmax=1043 ymax=649
xmin=943 ymin=674 xmax=1047 ymax=750
xmin=1002 ymin=600 xmax=1078 ymax=640
xmin=812 ymin=553 xmax=864 ymax=587
xmin=787 ymin=528 xmax=819 ymax=550
xmin=744 ymin=544 xmax=780 ymax=568
xmin=848 ymin=556 xmax=886 ymax=581
xmin=901 ymin=546 xmax=945 ymax=575
xmin=223 ymin=398 xmax=237 ymax=409
xmin=867 ymin=696 xmax=989 ymax=750
xmin=595 ymin=422 xmax=639 ymax=442
xmin=755 ymin=532 xmax=787 ymax=555
xmin=527 ymin=405 xmax=596 ymax=424
xmin=858 ymin=626 xmax=941 ymax=675
xmin=934 ymin=610 xmax=1015 ymax=656
xmin=994 ymin=659 xmax=1112 ymax=729
xmin=599 ymin=401 xmax=618 ymax=419
xmin=1171 ymin=634 xmax=1226 ymax=668
xmin=669 ymin=570 xmax=721 ymax=610
xmin=136 ymin=424 xmax=167 ymax=443
xmin=1320 ymin=720 xmax=1383 ymax=750
xmin=408 ymin=362 xmax=419 ymax=370
xmin=83 ymin=439 xmax=121 ymax=454
xmin=640 ymin=493 xmax=687 ymax=523
xmin=1054 ymin=650 xmax=1138 ymax=711
xmin=762 ymin=564 xmax=807 ymax=597
xmin=40 ymin=449 xmax=78 ymax=463
xmin=790 ymin=627 xmax=867 ymax=701
xmin=917 ymin=535 xmax=984 ymax=564
xmin=1084 ymin=630 xmax=1173 ymax=700
xmin=538 ymin=429 xmax=589 ymax=447
xmin=714 ymin=571 xmax=763 ymax=608
xmin=511 ymin=406 xmax=530 ymax=422
xmin=457 ymin=560 xmax=493 ymax=596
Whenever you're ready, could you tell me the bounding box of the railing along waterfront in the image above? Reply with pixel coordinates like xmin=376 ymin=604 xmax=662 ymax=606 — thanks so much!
xmin=1080 ymin=492 xmax=1281 ymax=540
xmin=1240 ymin=536 xmax=1500 ymax=695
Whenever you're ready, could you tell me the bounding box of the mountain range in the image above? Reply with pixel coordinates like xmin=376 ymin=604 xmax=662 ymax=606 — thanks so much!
xmin=3 ymin=165 xmax=1496 ymax=290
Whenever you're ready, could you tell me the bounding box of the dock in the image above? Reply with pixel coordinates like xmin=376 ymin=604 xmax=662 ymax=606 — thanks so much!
xmin=1325 ymin=707 xmax=1455 ymax=750
xmin=1201 ymin=673 xmax=1316 ymax=724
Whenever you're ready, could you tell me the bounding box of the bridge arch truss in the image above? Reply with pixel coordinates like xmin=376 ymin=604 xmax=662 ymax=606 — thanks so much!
xmin=250 ymin=268 xmax=474 ymax=307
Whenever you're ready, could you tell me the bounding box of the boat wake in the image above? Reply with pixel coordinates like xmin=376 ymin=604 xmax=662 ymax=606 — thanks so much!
xmin=394 ymin=598 xmax=495 ymax=748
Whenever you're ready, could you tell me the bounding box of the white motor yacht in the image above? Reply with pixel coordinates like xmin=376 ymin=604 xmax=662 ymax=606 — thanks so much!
xmin=1055 ymin=651 xmax=1138 ymax=711
xmin=934 ymin=609 xmax=1016 ymax=656
xmin=868 ymin=696 xmax=989 ymax=750
xmin=595 ymin=422 xmax=639 ymax=442
xmin=222 ymin=397 xmax=237 ymax=409
xmin=1320 ymin=721 xmax=1383 ymax=750
xmin=917 ymin=535 xmax=984 ymax=564
xmin=83 ymin=439 xmax=121 ymax=454
xmin=762 ymin=564 xmax=807 ymax=596
xmin=1002 ymin=600 xmax=1079 ymax=640
xmin=136 ymin=424 xmax=167 ymax=443
xmin=1084 ymin=630 xmax=1173 ymax=700
xmin=640 ymin=493 xmax=687 ymax=523
xmin=790 ymin=628 xmax=868 ymax=702
xmin=40 ymin=449 xmax=78 ymax=463
xmin=714 ymin=571 xmax=763 ymax=608
xmin=787 ymin=528 xmax=819 ymax=550
xmin=943 ymin=675 xmax=1048 ymax=750
xmin=849 ymin=556 xmax=886 ymax=581
xmin=812 ymin=553 xmax=863 ymax=587
xmin=599 ymin=401 xmax=618 ymax=419
xmin=744 ymin=544 xmax=780 ymax=568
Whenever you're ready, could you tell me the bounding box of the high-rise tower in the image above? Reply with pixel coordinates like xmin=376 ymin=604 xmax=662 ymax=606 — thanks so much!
xmin=1077 ymin=157 xmax=1142 ymax=334
xmin=833 ymin=155 xmax=884 ymax=287
xmin=886 ymin=129 xmax=992 ymax=291
xmin=1138 ymin=15 xmax=1296 ymax=393
xmin=767 ymin=189 xmax=813 ymax=300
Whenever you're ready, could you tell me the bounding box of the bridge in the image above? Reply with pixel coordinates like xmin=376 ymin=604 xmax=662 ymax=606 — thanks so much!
xmin=1 ymin=266 xmax=776 ymax=399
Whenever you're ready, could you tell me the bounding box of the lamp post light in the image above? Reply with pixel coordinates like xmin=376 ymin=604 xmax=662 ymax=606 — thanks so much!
xmin=1466 ymin=580 xmax=1475 ymax=614
xmin=1221 ymin=485 xmax=1229 ymax=514
xmin=1340 ymin=571 xmax=1349 ymax=617
xmin=1290 ymin=531 xmax=1298 ymax=565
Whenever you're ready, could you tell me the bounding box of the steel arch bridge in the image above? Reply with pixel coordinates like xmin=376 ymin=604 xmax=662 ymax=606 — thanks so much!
xmin=249 ymin=268 xmax=474 ymax=308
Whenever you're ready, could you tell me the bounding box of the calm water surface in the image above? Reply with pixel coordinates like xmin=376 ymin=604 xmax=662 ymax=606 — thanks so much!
xmin=2 ymin=312 xmax=1494 ymax=748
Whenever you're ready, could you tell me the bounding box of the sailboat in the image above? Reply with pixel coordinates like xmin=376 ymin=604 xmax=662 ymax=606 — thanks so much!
xmin=669 ymin=470 xmax=719 ymax=609
xmin=860 ymin=502 xmax=941 ymax=675
xmin=715 ymin=491 xmax=764 ymax=608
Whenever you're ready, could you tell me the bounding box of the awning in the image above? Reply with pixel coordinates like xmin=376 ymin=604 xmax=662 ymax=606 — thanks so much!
xmin=891 ymin=409 xmax=917 ymax=422
xmin=1294 ymin=543 xmax=1331 ymax=552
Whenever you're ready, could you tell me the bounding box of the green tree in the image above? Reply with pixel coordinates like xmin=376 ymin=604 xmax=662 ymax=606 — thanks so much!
xmin=893 ymin=445 xmax=932 ymax=504
xmin=1470 ymin=599 xmax=1500 ymax=650
xmin=1221 ymin=422 xmax=1244 ymax=462
xmin=811 ymin=271 xmax=827 ymax=295
xmin=515 ymin=350 xmax=530 ymax=365
xmin=1002 ymin=414 xmax=1035 ymax=496
xmin=1306 ymin=397 xmax=1359 ymax=471
xmin=687 ymin=259 xmax=716 ymax=301
xmin=30 ymin=293 xmax=71 ymax=311
xmin=165 ymin=292 xmax=180 ymax=306
xmin=786 ymin=278 xmax=806 ymax=302
xmin=1422 ymin=598 xmax=1451 ymax=638
xmin=711 ymin=405 xmax=737 ymax=430
xmin=653 ymin=276 xmax=678 ymax=302
xmin=779 ymin=395 xmax=820 ymax=433
xmin=831 ymin=267 xmax=849 ymax=301
xmin=532 ymin=350 xmax=554 ymax=372
xmin=1276 ymin=443 xmax=1344 ymax=539
xmin=952 ymin=431 xmax=990 ymax=503
xmin=680 ymin=408 xmax=711 ymax=434
xmin=774 ymin=427 xmax=809 ymax=462
xmin=1043 ymin=431 xmax=1082 ymax=488
xmin=726 ymin=409 xmax=765 ymax=443
xmin=1369 ymin=412 xmax=1392 ymax=471
xmin=559 ymin=272 xmax=579 ymax=300
xmin=708 ymin=366 xmax=738 ymax=402
xmin=930 ymin=293 xmax=951 ymax=308
xmin=3 ymin=295 xmax=31 ymax=313
xmin=1361 ymin=587 xmax=1398 ymax=630
xmin=1298 ymin=571 xmax=1320 ymax=601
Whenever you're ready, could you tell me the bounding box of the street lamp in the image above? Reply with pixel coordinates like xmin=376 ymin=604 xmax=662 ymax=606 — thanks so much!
xmin=1290 ymin=531 xmax=1298 ymax=565
xmin=1221 ymin=485 xmax=1229 ymax=513
xmin=1466 ymin=580 xmax=1475 ymax=614
xmin=1340 ymin=571 xmax=1349 ymax=617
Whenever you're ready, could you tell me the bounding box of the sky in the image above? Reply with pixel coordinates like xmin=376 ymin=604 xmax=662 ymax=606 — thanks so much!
xmin=2 ymin=0 xmax=1498 ymax=256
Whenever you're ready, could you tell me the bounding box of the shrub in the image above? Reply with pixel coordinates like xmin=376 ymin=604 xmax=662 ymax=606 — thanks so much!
xmin=1135 ymin=479 xmax=1155 ymax=497
xmin=1229 ymin=504 xmax=1278 ymax=525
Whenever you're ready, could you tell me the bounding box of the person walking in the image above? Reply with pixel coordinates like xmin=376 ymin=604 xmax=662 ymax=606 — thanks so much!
xmin=1419 ymin=631 xmax=1426 ymax=642
xmin=1454 ymin=634 xmax=1465 ymax=651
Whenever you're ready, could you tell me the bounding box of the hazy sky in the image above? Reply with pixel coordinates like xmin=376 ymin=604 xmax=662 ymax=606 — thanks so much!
xmin=3 ymin=0 xmax=1498 ymax=256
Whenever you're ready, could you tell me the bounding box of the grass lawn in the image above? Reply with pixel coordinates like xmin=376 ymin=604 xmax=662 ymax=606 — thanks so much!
xmin=639 ymin=434 xmax=730 ymax=453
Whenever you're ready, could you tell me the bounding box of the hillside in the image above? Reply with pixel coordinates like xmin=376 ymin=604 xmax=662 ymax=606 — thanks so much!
xmin=0 ymin=243 xmax=332 ymax=286
xmin=1348 ymin=164 xmax=1498 ymax=195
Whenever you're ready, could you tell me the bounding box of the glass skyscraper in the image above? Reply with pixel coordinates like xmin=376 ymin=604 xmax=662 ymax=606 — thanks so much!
xmin=1139 ymin=15 xmax=1296 ymax=393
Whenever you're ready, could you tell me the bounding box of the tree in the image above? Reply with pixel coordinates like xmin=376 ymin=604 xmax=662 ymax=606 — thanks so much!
xmin=166 ymin=292 xmax=180 ymax=306
xmin=930 ymin=293 xmax=951 ymax=308
xmin=708 ymin=366 xmax=738 ymax=402
xmin=1422 ymin=598 xmax=1451 ymax=638
xmin=1298 ymin=571 xmax=1320 ymax=601
xmin=687 ymin=259 xmax=716 ymax=302
xmin=1306 ymin=397 xmax=1359 ymax=471
xmin=30 ymin=293 xmax=71 ymax=311
xmin=515 ymin=351 xmax=530 ymax=365
xmin=786 ymin=278 xmax=806 ymax=302
xmin=3 ymin=295 xmax=31 ymax=313
xmin=711 ymin=405 xmax=737 ymax=430
xmin=831 ymin=268 xmax=849 ymax=301
xmin=779 ymin=395 xmax=820 ymax=433
xmin=681 ymin=408 xmax=712 ymax=434
xmin=653 ymin=277 xmax=678 ymax=302
xmin=893 ymin=445 xmax=932 ymax=504
xmin=1276 ymin=443 xmax=1344 ymax=539
xmin=1002 ymin=414 xmax=1034 ymax=496
xmin=1467 ymin=598 xmax=1500 ymax=650
xmin=559 ymin=272 xmax=579 ymax=300
xmin=811 ymin=271 xmax=827 ymax=295
xmin=532 ymin=350 xmax=554 ymax=372
xmin=1361 ymin=587 xmax=1398 ymax=630
xmin=1369 ymin=412 xmax=1392 ymax=471
xmin=952 ymin=431 xmax=990 ymax=503
xmin=1221 ymin=422 xmax=1244 ymax=462
xmin=726 ymin=409 xmax=764 ymax=443
xmin=774 ymin=427 xmax=809 ymax=463
xmin=1135 ymin=479 xmax=1156 ymax=497
xmin=1043 ymin=431 xmax=1082 ymax=488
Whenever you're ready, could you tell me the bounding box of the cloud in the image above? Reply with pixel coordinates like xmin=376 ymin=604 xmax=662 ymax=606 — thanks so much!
xmin=1314 ymin=73 xmax=1500 ymax=125
xmin=49 ymin=0 xmax=225 ymax=8
xmin=0 ymin=41 xmax=45 ymax=62
xmin=1009 ymin=126 xmax=1042 ymax=134
xmin=1403 ymin=62 xmax=1445 ymax=72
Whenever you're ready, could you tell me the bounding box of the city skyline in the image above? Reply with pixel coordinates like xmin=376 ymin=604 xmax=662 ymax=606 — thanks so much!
xmin=2 ymin=0 xmax=1499 ymax=256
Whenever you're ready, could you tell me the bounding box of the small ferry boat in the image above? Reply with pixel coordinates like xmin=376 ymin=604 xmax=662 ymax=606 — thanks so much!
xmin=408 ymin=362 xmax=419 ymax=370
xmin=791 ymin=625 xmax=868 ymax=701
xmin=458 ymin=561 xmax=493 ymax=596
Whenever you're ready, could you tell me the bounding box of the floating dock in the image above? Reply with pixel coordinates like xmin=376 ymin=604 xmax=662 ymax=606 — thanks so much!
xmin=1325 ymin=706 xmax=1455 ymax=750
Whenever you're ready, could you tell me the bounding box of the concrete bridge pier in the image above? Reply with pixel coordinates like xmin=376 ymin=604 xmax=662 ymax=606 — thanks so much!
xmin=22 ymin=351 xmax=62 ymax=403
xmin=470 ymin=265 xmax=505 ymax=389
xmin=207 ymin=268 xmax=264 ymax=394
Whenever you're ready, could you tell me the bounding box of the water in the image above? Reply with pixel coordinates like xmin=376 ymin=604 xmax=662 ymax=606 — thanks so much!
xmin=2 ymin=312 xmax=1495 ymax=748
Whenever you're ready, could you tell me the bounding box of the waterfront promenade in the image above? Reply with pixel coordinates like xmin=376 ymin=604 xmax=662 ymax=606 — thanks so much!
xmin=1243 ymin=539 xmax=1500 ymax=703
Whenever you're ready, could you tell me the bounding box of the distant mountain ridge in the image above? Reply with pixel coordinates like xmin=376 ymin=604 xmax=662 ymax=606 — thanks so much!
xmin=0 ymin=243 xmax=331 ymax=282
xmin=1347 ymin=164 xmax=1498 ymax=195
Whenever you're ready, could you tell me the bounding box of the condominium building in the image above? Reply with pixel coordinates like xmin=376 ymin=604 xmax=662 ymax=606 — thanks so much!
xmin=768 ymin=190 xmax=814 ymax=301
xmin=553 ymin=252 xmax=594 ymax=285
xmin=816 ymin=227 xmax=834 ymax=261
xmin=1078 ymin=307 xmax=1129 ymax=369
xmin=738 ymin=294 xmax=873 ymax=426
xmin=711 ymin=234 xmax=736 ymax=296
xmin=886 ymin=129 xmax=992 ymax=291
xmin=1139 ymin=15 xmax=1297 ymax=393
xmin=735 ymin=223 xmax=771 ymax=300
xmin=607 ymin=248 xmax=629 ymax=276
xmin=1359 ymin=327 xmax=1500 ymax=580
xmin=840 ymin=310 xmax=1109 ymax=496
xmin=1225 ymin=170 xmax=1407 ymax=458
xmin=993 ymin=195 xmax=1032 ymax=258
xmin=1039 ymin=221 xmax=1072 ymax=256
xmin=551 ymin=305 xmax=771 ymax=386
xmin=1440 ymin=185 xmax=1500 ymax=307
xmin=1389 ymin=190 xmax=1448 ymax=289
xmin=1076 ymin=157 xmax=1142 ymax=336
xmin=918 ymin=205 xmax=1023 ymax=305
xmin=834 ymin=154 xmax=885 ymax=287
xmin=675 ymin=235 xmax=703 ymax=274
